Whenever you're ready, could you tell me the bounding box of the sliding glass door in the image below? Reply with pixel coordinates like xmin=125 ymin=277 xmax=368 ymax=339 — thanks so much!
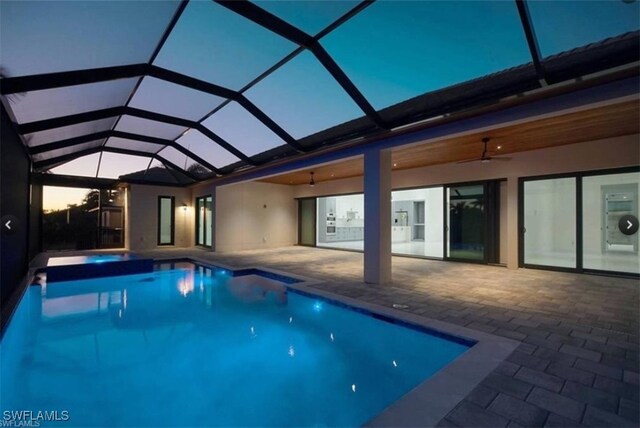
xmin=522 ymin=178 xmax=577 ymax=269
xmin=447 ymin=184 xmax=486 ymax=261
xmin=582 ymin=172 xmax=639 ymax=274
xmin=391 ymin=187 xmax=444 ymax=258
xmin=298 ymin=198 xmax=316 ymax=246
xmin=158 ymin=196 xmax=175 ymax=245
xmin=196 ymin=196 xmax=213 ymax=247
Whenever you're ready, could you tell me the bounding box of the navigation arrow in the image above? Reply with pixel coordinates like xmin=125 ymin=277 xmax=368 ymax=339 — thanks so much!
xmin=0 ymin=215 xmax=17 ymax=235
xmin=619 ymin=215 xmax=639 ymax=236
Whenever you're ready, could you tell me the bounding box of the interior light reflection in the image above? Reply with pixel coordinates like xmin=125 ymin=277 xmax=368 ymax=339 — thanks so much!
xmin=177 ymin=271 xmax=195 ymax=297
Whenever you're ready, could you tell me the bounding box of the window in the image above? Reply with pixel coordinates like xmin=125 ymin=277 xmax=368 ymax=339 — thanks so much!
xmin=195 ymin=195 xmax=213 ymax=247
xmin=158 ymin=196 xmax=175 ymax=245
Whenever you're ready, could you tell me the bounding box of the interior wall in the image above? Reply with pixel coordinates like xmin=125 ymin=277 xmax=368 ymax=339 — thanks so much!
xmin=0 ymin=107 xmax=31 ymax=308
xmin=214 ymin=181 xmax=296 ymax=252
xmin=127 ymin=184 xmax=193 ymax=251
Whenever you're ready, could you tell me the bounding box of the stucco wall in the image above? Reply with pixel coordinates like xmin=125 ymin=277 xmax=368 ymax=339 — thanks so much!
xmin=127 ymin=184 xmax=194 ymax=251
xmin=213 ymin=181 xmax=297 ymax=252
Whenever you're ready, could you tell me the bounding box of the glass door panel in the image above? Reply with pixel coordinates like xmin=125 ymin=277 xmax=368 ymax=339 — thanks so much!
xmin=197 ymin=197 xmax=205 ymax=246
xmin=523 ymin=178 xmax=576 ymax=268
xmin=205 ymin=196 xmax=213 ymax=247
xmin=158 ymin=196 xmax=175 ymax=245
xmin=391 ymin=187 xmax=443 ymax=258
xmin=298 ymin=198 xmax=316 ymax=246
xmin=447 ymin=184 xmax=485 ymax=261
xmin=582 ymin=172 xmax=639 ymax=274
xmin=196 ymin=195 xmax=213 ymax=247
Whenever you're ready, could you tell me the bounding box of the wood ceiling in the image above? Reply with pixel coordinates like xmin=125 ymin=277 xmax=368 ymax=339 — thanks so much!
xmin=259 ymin=100 xmax=639 ymax=185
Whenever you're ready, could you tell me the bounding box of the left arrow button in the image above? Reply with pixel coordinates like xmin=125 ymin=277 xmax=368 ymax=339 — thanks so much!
xmin=1 ymin=215 xmax=18 ymax=236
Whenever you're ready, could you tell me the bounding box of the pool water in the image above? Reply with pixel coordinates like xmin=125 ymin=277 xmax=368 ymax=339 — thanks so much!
xmin=46 ymin=254 xmax=130 ymax=266
xmin=1 ymin=262 xmax=470 ymax=427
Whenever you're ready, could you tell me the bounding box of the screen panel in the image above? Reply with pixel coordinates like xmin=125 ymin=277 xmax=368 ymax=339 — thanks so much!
xmin=245 ymin=51 xmax=363 ymax=139
xmin=128 ymin=77 xmax=225 ymax=120
xmin=97 ymin=152 xmax=153 ymax=179
xmin=202 ymin=102 xmax=286 ymax=157
xmin=157 ymin=146 xmax=213 ymax=179
xmin=114 ymin=115 xmax=187 ymax=140
xmin=0 ymin=1 xmax=181 ymax=76
xmin=48 ymin=152 xmax=102 ymax=177
xmin=528 ymin=0 xmax=640 ymax=58
xmin=5 ymin=78 xmax=138 ymax=124
xmin=32 ymin=140 xmax=105 ymax=163
xmin=252 ymin=0 xmax=359 ymax=35
xmin=175 ymin=129 xmax=241 ymax=168
xmin=321 ymin=0 xmax=531 ymax=109
xmin=154 ymin=0 xmax=297 ymax=90
xmin=105 ymin=137 xmax=163 ymax=154
xmin=25 ymin=118 xmax=117 ymax=147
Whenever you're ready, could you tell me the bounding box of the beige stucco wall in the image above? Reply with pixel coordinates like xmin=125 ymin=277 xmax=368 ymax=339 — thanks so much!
xmin=213 ymin=181 xmax=297 ymax=252
xmin=127 ymin=184 xmax=194 ymax=251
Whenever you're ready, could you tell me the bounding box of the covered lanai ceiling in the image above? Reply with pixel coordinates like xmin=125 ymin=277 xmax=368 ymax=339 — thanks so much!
xmin=1 ymin=0 xmax=639 ymax=185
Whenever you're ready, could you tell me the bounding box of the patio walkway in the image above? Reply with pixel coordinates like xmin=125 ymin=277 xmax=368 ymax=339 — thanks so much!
xmin=134 ymin=246 xmax=640 ymax=428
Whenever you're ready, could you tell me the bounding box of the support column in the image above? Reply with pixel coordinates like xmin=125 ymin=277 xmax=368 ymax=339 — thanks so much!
xmin=364 ymin=148 xmax=392 ymax=284
xmin=507 ymin=176 xmax=519 ymax=270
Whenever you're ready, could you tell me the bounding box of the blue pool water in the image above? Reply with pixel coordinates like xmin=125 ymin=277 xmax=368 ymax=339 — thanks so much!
xmin=1 ymin=262 xmax=470 ymax=427
xmin=46 ymin=254 xmax=130 ymax=267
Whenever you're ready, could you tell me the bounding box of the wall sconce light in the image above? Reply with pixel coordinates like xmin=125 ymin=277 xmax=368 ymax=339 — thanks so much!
xmin=309 ymin=171 xmax=315 ymax=187
xmin=181 ymin=203 xmax=188 ymax=211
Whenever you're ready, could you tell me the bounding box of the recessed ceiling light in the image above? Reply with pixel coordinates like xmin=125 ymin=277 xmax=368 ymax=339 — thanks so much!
xmin=496 ymin=145 xmax=502 ymax=150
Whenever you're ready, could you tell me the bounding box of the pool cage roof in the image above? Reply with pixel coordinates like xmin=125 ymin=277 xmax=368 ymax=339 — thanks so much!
xmin=1 ymin=0 xmax=638 ymax=185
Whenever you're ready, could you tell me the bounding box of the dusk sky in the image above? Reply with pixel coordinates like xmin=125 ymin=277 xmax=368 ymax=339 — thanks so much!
xmin=2 ymin=0 xmax=638 ymax=184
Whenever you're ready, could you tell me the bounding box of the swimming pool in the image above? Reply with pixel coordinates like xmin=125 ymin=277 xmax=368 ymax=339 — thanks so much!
xmin=1 ymin=261 xmax=472 ymax=427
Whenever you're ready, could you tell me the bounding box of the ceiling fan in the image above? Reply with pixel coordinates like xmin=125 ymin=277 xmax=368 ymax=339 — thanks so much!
xmin=457 ymin=137 xmax=511 ymax=164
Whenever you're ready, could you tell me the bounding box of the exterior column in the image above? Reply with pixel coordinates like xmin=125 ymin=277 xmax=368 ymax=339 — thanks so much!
xmin=507 ymin=176 xmax=519 ymax=269
xmin=364 ymin=148 xmax=392 ymax=284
